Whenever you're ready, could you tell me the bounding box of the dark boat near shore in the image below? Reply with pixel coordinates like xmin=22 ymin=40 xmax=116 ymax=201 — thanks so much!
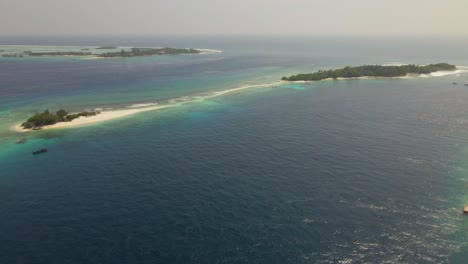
xmin=32 ymin=148 xmax=48 ymax=155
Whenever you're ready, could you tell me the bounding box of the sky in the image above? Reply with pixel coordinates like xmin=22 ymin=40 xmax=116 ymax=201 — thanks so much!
xmin=1 ymin=0 xmax=467 ymax=36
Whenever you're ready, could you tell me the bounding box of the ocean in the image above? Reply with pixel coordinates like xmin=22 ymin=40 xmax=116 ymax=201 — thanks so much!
xmin=1 ymin=36 xmax=468 ymax=263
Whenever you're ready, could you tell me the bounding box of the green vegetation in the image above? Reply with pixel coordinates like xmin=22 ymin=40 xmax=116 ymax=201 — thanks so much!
xmin=21 ymin=109 xmax=99 ymax=129
xmin=96 ymin=46 xmax=117 ymax=49
xmin=281 ymin=63 xmax=457 ymax=81
xmin=97 ymin=47 xmax=200 ymax=57
xmin=29 ymin=51 xmax=93 ymax=56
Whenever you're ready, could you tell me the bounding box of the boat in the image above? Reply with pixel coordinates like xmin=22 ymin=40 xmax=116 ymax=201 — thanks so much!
xmin=464 ymin=206 xmax=468 ymax=214
xmin=32 ymin=148 xmax=48 ymax=155
xmin=465 ymin=84 xmax=468 ymax=86
xmin=452 ymin=82 xmax=458 ymax=85
xmin=32 ymin=127 xmax=42 ymax=130
xmin=16 ymin=138 xmax=27 ymax=144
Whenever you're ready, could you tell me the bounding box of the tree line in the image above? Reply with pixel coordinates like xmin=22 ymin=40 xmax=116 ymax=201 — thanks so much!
xmin=21 ymin=109 xmax=99 ymax=129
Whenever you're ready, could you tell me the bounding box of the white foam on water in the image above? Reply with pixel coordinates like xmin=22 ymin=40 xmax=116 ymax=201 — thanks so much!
xmin=197 ymin=48 xmax=223 ymax=54
xmin=127 ymin=103 xmax=158 ymax=108
xmin=382 ymin=62 xmax=407 ymax=66
xmin=430 ymin=69 xmax=468 ymax=77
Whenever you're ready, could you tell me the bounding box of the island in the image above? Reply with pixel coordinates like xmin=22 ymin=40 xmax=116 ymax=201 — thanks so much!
xmin=2 ymin=53 xmax=24 ymax=58
xmin=2 ymin=47 xmax=201 ymax=58
xmin=14 ymin=104 xmax=177 ymax=132
xmin=281 ymin=63 xmax=457 ymax=81
xmin=21 ymin=109 xmax=99 ymax=129
xmin=29 ymin=51 xmax=93 ymax=56
xmin=96 ymin=46 xmax=117 ymax=49
xmin=96 ymin=47 xmax=200 ymax=57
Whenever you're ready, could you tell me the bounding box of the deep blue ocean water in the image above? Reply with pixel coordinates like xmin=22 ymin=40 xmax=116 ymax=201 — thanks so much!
xmin=1 ymin=36 xmax=468 ymax=263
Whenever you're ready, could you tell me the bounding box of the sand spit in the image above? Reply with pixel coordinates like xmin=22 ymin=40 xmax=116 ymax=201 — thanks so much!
xmin=13 ymin=81 xmax=284 ymax=132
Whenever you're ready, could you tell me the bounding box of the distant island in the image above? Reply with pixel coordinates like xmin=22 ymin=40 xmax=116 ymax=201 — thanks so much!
xmin=95 ymin=46 xmax=117 ymax=49
xmin=96 ymin=47 xmax=200 ymax=57
xmin=2 ymin=53 xmax=24 ymax=58
xmin=281 ymin=63 xmax=457 ymax=81
xmin=2 ymin=47 xmax=201 ymax=58
xmin=21 ymin=109 xmax=99 ymax=129
xmin=29 ymin=51 xmax=93 ymax=56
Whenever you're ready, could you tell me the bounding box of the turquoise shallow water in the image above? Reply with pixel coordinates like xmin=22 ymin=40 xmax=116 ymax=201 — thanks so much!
xmin=280 ymin=83 xmax=305 ymax=90
xmin=1 ymin=36 xmax=468 ymax=263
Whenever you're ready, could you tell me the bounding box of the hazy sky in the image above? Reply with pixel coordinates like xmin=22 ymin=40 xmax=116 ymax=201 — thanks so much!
xmin=1 ymin=0 xmax=467 ymax=36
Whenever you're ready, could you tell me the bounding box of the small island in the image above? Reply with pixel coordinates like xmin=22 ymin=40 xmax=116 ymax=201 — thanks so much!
xmin=21 ymin=109 xmax=99 ymax=129
xmin=281 ymin=63 xmax=457 ymax=81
